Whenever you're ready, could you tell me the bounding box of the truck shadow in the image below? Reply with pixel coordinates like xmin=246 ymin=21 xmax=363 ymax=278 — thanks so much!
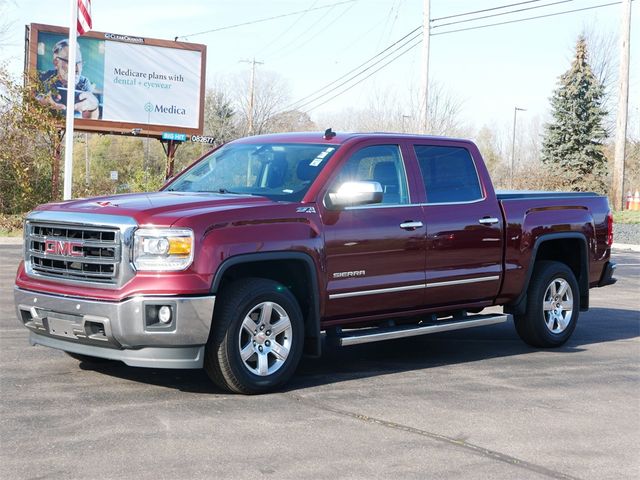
xmin=78 ymin=307 xmax=639 ymax=394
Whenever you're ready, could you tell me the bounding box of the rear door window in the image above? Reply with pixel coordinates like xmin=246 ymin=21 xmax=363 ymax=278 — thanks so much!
xmin=414 ymin=145 xmax=483 ymax=204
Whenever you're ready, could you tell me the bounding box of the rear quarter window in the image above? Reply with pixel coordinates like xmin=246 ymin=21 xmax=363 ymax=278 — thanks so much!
xmin=414 ymin=145 xmax=483 ymax=204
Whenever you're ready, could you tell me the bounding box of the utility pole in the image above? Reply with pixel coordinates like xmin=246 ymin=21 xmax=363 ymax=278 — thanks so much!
xmin=420 ymin=0 xmax=431 ymax=134
xmin=510 ymin=107 xmax=526 ymax=189
xmin=241 ymin=58 xmax=263 ymax=136
xmin=612 ymin=0 xmax=632 ymax=211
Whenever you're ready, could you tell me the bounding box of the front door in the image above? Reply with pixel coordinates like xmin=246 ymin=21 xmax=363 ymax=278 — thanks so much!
xmin=321 ymin=144 xmax=426 ymax=320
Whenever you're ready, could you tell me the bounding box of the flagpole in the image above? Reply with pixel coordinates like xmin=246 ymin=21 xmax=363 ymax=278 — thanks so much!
xmin=63 ymin=0 xmax=78 ymax=200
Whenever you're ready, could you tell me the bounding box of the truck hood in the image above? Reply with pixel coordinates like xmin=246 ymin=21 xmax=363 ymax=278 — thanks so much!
xmin=35 ymin=191 xmax=274 ymax=226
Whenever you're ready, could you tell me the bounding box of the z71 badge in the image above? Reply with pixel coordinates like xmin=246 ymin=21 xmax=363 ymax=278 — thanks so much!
xmin=296 ymin=206 xmax=316 ymax=213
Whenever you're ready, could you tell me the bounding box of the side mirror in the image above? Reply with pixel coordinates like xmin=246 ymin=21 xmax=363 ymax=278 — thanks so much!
xmin=325 ymin=181 xmax=383 ymax=210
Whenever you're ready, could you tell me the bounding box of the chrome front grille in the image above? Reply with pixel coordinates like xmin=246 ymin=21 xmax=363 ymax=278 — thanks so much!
xmin=26 ymin=222 xmax=121 ymax=284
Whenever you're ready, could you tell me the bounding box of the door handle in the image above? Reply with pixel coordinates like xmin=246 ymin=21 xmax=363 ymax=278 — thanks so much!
xmin=478 ymin=217 xmax=499 ymax=225
xmin=400 ymin=221 xmax=424 ymax=230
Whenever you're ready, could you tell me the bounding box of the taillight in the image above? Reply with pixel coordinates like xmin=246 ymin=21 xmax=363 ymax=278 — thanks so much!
xmin=606 ymin=211 xmax=614 ymax=246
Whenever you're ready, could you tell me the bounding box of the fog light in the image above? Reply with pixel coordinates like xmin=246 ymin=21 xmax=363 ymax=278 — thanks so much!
xmin=158 ymin=306 xmax=172 ymax=324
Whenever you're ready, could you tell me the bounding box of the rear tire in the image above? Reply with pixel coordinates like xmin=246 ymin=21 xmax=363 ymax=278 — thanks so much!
xmin=204 ymin=278 xmax=304 ymax=394
xmin=514 ymin=260 xmax=580 ymax=348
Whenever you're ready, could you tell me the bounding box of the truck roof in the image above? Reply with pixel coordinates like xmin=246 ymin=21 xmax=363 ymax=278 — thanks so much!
xmin=231 ymin=131 xmax=472 ymax=145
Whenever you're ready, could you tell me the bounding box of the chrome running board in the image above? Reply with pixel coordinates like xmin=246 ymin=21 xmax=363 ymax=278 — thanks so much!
xmin=335 ymin=313 xmax=511 ymax=347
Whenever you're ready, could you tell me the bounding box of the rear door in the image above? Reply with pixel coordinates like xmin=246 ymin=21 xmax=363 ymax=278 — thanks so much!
xmin=411 ymin=142 xmax=503 ymax=308
xmin=320 ymin=142 xmax=426 ymax=320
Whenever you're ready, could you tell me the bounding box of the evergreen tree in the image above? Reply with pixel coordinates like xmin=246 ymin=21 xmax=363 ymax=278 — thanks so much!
xmin=541 ymin=36 xmax=608 ymax=193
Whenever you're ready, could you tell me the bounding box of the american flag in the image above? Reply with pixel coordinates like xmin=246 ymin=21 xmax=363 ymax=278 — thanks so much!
xmin=77 ymin=0 xmax=92 ymax=35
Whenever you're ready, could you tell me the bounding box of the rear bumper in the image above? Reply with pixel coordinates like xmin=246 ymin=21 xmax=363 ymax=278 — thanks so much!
xmin=15 ymin=287 xmax=215 ymax=369
xmin=598 ymin=261 xmax=617 ymax=287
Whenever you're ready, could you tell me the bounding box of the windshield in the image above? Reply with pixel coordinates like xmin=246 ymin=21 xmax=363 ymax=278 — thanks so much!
xmin=166 ymin=143 xmax=338 ymax=201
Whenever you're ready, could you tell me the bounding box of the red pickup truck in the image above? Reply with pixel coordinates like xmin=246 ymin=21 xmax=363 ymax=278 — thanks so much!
xmin=14 ymin=131 xmax=616 ymax=393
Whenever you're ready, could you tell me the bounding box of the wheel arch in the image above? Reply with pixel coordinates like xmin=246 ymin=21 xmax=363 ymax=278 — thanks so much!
xmin=506 ymin=233 xmax=589 ymax=315
xmin=211 ymin=252 xmax=321 ymax=357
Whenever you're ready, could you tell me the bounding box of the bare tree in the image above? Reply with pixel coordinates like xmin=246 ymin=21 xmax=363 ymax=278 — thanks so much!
xmin=0 ymin=1 xmax=14 ymax=50
xmin=314 ymin=80 xmax=463 ymax=136
xmin=232 ymin=69 xmax=291 ymax=136
xmin=581 ymin=24 xmax=618 ymax=133
xmin=203 ymin=86 xmax=239 ymax=145
xmin=265 ymin=110 xmax=316 ymax=133
xmin=421 ymin=81 xmax=465 ymax=136
xmin=473 ymin=125 xmax=506 ymax=176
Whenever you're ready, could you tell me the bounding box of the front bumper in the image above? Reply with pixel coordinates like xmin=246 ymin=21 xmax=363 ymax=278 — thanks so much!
xmin=15 ymin=287 xmax=215 ymax=369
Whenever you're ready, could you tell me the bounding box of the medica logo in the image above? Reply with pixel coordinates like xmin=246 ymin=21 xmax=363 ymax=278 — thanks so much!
xmin=144 ymin=102 xmax=187 ymax=115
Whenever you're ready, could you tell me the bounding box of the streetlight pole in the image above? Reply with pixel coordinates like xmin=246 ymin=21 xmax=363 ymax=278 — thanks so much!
xmin=510 ymin=107 xmax=526 ymax=189
xmin=401 ymin=115 xmax=411 ymax=133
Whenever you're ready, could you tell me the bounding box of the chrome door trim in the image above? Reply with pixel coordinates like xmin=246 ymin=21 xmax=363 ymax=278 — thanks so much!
xmin=329 ymin=275 xmax=500 ymax=299
xmin=426 ymin=276 xmax=500 ymax=288
xmin=329 ymin=283 xmax=426 ymax=300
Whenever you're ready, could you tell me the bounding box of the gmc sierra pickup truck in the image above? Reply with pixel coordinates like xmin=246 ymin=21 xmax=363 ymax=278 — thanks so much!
xmin=14 ymin=131 xmax=616 ymax=393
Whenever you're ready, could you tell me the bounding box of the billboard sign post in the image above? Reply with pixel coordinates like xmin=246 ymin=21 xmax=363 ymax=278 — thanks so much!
xmin=27 ymin=23 xmax=206 ymax=137
xmin=26 ymin=23 xmax=206 ymax=198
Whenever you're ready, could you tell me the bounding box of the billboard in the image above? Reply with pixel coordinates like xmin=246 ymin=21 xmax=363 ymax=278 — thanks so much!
xmin=26 ymin=23 xmax=206 ymax=137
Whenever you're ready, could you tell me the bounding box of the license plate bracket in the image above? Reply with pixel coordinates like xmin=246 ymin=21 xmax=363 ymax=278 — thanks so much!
xmin=47 ymin=317 xmax=78 ymax=339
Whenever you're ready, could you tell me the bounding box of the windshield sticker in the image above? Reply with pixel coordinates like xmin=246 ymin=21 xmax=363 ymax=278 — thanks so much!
xmin=282 ymin=189 xmax=294 ymax=194
xmin=309 ymin=147 xmax=335 ymax=167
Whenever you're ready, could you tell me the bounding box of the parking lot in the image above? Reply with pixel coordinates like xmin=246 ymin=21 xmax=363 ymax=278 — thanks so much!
xmin=1 ymin=244 xmax=638 ymax=480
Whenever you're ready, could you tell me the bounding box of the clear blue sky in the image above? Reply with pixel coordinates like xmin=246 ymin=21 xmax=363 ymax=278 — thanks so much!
xmin=2 ymin=0 xmax=638 ymax=134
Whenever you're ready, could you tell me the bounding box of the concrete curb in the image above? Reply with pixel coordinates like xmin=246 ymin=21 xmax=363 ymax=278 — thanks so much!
xmin=0 ymin=237 xmax=22 ymax=245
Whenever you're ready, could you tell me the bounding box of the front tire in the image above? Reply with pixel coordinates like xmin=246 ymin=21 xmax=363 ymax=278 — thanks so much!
xmin=514 ymin=261 xmax=580 ymax=348
xmin=204 ymin=278 xmax=304 ymax=394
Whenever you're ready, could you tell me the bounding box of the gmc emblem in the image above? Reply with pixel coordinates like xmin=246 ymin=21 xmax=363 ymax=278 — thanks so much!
xmin=44 ymin=240 xmax=84 ymax=257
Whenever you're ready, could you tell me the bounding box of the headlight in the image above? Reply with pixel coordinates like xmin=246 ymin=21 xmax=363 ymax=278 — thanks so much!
xmin=133 ymin=228 xmax=194 ymax=271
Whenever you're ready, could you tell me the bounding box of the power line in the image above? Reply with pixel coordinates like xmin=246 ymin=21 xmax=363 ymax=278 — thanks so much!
xmin=302 ymin=38 xmax=422 ymax=113
xmin=282 ymin=26 xmax=421 ymax=111
xmin=291 ymin=0 xmax=580 ymax=109
xmin=264 ymin=1 xmax=358 ymax=62
xmin=174 ymin=0 xmax=357 ymax=40
xmin=432 ymin=0 xmax=575 ymax=29
xmin=293 ymin=31 xmax=421 ymax=111
xmin=432 ymin=0 xmax=545 ymax=22
xmin=280 ymin=0 xmax=628 ymax=114
xmin=257 ymin=0 xmax=321 ymax=57
xmin=376 ymin=0 xmax=404 ymax=50
xmin=432 ymin=1 xmax=623 ymax=36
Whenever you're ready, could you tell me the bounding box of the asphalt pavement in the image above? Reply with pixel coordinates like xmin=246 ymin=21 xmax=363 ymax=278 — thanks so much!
xmin=0 ymin=245 xmax=638 ymax=480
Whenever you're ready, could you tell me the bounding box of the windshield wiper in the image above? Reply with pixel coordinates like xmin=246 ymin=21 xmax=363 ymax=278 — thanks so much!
xmin=214 ymin=188 xmax=251 ymax=195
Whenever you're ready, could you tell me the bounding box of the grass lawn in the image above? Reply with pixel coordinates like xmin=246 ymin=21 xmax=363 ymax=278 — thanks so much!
xmin=0 ymin=229 xmax=22 ymax=237
xmin=613 ymin=210 xmax=640 ymax=224
xmin=0 ymin=214 xmax=24 ymax=237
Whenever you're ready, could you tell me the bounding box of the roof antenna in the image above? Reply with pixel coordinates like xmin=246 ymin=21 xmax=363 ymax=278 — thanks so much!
xmin=324 ymin=128 xmax=336 ymax=140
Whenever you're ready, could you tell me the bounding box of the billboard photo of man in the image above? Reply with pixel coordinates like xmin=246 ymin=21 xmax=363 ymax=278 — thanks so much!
xmin=35 ymin=35 xmax=104 ymax=119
